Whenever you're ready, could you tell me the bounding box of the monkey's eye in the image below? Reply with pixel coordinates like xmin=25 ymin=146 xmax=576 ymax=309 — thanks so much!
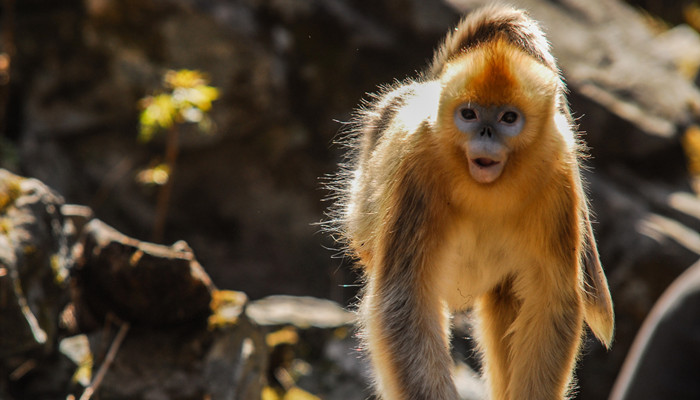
xmin=460 ymin=107 xmax=477 ymax=121
xmin=454 ymin=104 xmax=482 ymax=133
xmin=500 ymin=111 xmax=519 ymax=124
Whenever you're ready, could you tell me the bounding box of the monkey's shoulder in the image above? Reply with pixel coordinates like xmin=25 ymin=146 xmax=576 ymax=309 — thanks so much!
xmin=356 ymin=80 xmax=441 ymax=146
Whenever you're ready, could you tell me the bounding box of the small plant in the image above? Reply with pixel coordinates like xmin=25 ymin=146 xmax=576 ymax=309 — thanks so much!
xmin=139 ymin=69 xmax=219 ymax=143
xmin=138 ymin=69 xmax=219 ymax=242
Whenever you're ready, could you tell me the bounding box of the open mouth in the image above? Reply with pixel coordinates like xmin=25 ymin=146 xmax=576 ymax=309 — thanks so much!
xmin=468 ymin=156 xmax=505 ymax=184
xmin=473 ymin=157 xmax=500 ymax=168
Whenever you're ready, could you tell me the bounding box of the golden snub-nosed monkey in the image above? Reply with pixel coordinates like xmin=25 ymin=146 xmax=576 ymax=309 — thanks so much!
xmin=327 ymin=5 xmax=614 ymax=400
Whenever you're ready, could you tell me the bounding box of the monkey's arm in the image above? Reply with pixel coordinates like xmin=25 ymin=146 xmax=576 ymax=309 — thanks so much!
xmin=361 ymin=166 xmax=458 ymax=400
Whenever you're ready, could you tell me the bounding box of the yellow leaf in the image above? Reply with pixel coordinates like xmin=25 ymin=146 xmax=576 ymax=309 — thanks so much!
xmin=138 ymin=69 xmax=219 ymax=141
xmin=284 ymin=387 xmax=321 ymax=400
xmin=266 ymin=327 xmax=299 ymax=348
xmin=165 ymin=69 xmax=209 ymax=89
xmin=262 ymin=386 xmax=282 ymax=400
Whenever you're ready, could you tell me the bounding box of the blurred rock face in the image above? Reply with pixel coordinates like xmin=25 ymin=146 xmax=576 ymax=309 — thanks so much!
xmin=0 ymin=169 xmax=267 ymax=400
xmin=9 ymin=0 xmax=460 ymax=304
xmin=4 ymin=0 xmax=700 ymax=399
xmin=0 ymin=170 xmax=70 ymax=358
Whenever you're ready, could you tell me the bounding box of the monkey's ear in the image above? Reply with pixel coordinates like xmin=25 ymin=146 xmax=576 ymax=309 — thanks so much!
xmin=581 ymin=212 xmax=615 ymax=349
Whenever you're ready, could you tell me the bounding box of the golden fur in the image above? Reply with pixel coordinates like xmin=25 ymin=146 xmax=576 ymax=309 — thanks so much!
xmin=329 ymin=5 xmax=614 ymax=400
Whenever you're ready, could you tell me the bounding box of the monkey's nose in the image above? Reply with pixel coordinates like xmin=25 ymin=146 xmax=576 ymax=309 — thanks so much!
xmin=479 ymin=126 xmax=493 ymax=138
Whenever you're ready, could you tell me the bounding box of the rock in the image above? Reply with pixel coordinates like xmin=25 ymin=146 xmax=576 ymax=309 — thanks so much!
xmin=88 ymin=302 xmax=266 ymax=400
xmin=652 ymin=24 xmax=700 ymax=79
xmin=247 ymin=295 xmax=371 ymax=400
xmin=246 ymin=295 xmax=355 ymax=328
xmin=46 ymin=290 xmax=266 ymax=400
xmin=625 ymin=0 xmax=690 ymax=25
xmin=0 ymin=169 xmax=268 ymax=400
xmin=71 ymin=219 xmax=215 ymax=329
xmin=246 ymin=295 xmax=486 ymax=400
xmin=204 ymin=298 xmax=268 ymax=400
xmin=60 ymin=204 xmax=94 ymax=240
xmin=0 ymin=169 xmax=84 ymax=400
xmin=609 ymin=259 xmax=700 ymax=400
xmin=573 ymin=169 xmax=700 ymax=398
xmin=58 ymin=334 xmax=92 ymax=387
xmin=0 ymin=169 xmax=70 ymax=357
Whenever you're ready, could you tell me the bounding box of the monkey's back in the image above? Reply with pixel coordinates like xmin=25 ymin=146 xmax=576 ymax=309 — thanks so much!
xmin=342 ymin=80 xmax=443 ymax=263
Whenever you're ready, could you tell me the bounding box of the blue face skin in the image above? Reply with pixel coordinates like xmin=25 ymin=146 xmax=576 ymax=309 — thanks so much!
xmin=453 ymin=103 xmax=525 ymax=183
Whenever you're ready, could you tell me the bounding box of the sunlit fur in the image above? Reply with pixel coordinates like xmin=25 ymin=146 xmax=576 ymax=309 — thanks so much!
xmin=328 ymin=5 xmax=614 ymax=400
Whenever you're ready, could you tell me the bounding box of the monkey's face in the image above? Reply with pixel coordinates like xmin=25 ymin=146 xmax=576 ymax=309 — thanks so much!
xmin=437 ymin=40 xmax=559 ymax=185
xmin=453 ymin=102 xmax=524 ymax=183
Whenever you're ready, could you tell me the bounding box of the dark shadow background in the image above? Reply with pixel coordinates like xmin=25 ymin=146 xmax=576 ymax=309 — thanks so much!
xmin=2 ymin=0 xmax=700 ymax=399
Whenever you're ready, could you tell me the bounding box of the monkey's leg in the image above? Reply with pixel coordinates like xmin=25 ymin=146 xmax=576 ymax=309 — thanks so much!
xmin=507 ymin=277 xmax=583 ymax=400
xmin=363 ymin=275 xmax=458 ymax=400
xmin=476 ymin=280 xmax=519 ymax=400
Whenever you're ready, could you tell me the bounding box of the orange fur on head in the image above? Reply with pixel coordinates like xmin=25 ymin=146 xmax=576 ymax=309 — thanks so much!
xmin=431 ymin=39 xmax=568 ymax=216
xmin=438 ymin=39 xmax=560 ymax=142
